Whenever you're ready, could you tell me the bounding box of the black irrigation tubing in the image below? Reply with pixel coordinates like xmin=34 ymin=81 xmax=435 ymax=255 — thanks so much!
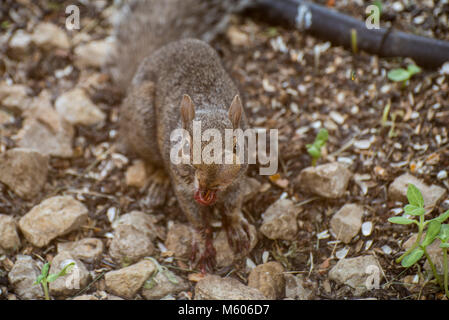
xmin=250 ymin=0 xmax=449 ymax=69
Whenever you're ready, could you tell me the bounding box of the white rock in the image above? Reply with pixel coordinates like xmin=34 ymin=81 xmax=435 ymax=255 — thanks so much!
xmin=0 ymin=83 xmax=31 ymax=111
xmin=8 ymin=30 xmax=32 ymax=57
xmin=437 ymin=170 xmax=447 ymax=180
xmin=260 ymin=199 xmax=301 ymax=241
xmin=0 ymin=148 xmax=48 ymax=199
xmin=330 ymin=204 xmax=364 ymax=243
xmin=0 ymin=215 xmax=21 ymax=254
xmin=55 ymin=88 xmax=105 ymax=125
xmin=362 ymin=221 xmax=373 ymax=236
xmin=8 ymin=255 xmax=44 ymax=300
xmin=19 ymin=196 xmax=89 ymax=247
xmin=195 ymin=275 xmax=266 ymax=300
xmin=74 ymin=39 xmax=112 ymax=68
xmin=32 ymin=22 xmax=70 ymax=50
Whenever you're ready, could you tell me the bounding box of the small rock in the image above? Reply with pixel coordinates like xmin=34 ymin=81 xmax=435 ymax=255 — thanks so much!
xmin=105 ymin=259 xmax=156 ymax=299
xmin=16 ymin=91 xmax=74 ymax=158
xmin=284 ymin=274 xmax=313 ymax=300
xmin=328 ymin=255 xmax=383 ymax=295
xmin=125 ymin=160 xmax=148 ymax=188
xmin=297 ymin=162 xmax=352 ymax=198
xmin=8 ymin=30 xmax=32 ymax=58
xmin=214 ymin=225 xmax=258 ymax=268
xmin=57 ymin=238 xmax=104 ymax=263
xmin=72 ymin=294 xmax=99 ymax=300
xmin=226 ymin=26 xmax=249 ymax=46
xmin=0 ymin=82 xmax=31 ymax=111
xmin=437 ymin=170 xmax=447 ymax=180
xmin=165 ymin=223 xmax=199 ymax=259
xmin=49 ymin=252 xmax=91 ymax=297
xmin=8 ymin=255 xmax=44 ymax=300
xmin=74 ymin=40 xmax=113 ymax=68
xmin=260 ymin=199 xmax=300 ymax=241
xmin=195 ymin=275 xmax=266 ymax=300
xmin=109 ymin=211 xmax=161 ymax=264
xmin=141 ymin=270 xmax=189 ymax=300
xmin=392 ymin=1 xmax=404 ymax=12
xmin=0 ymin=148 xmax=48 ymax=199
xmin=55 ymin=88 xmax=105 ymax=125
xmin=0 ymin=215 xmax=20 ymax=254
xmin=388 ymin=173 xmax=447 ymax=208
xmin=241 ymin=177 xmax=262 ymax=203
xmin=330 ymin=204 xmax=364 ymax=243
xmin=362 ymin=221 xmax=373 ymax=236
xmin=0 ymin=109 xmax=14 ymax=125
xmin=19 ymin=196 xmax=89 ymax=247
xmin=248 ymin=262 xmax=285 ymax=299
xmin=32 ymin=22 xmax=70 ymax=50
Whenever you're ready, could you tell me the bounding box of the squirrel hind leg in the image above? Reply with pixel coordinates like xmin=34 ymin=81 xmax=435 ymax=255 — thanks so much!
xmin=141 ymin=169 xmax=171 ymax=208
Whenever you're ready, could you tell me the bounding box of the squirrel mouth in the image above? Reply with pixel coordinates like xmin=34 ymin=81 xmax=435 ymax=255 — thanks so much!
xmin=194 ymin=189 xmax=217 ymax=206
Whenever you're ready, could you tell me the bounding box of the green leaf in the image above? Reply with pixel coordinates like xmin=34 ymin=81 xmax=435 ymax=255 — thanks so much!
xmin=388 ymin=69 xmax=410 ymax=82
xmin=407 ymin=64 xmax=421 ymax=76
xmin=439 ymin=243 xmax=449 ymax=249
xmin=34 ymin=274 xmax=45 ymax=285
xmin=422 ymin=221 xmax=441 ymax=247
xmin=404 ymin=204 xmax=425 ymax=216
xmin=315 ymin=128 xmax=329 ymax=146
xmin=41 ymin=262 xmax=50 ymax=277
xmin=406 ymin=184 xmax=424 ymax=208
xmin=388 ymin=216 xmax=416 ymax=225
xmin=434 ymin=210 xmax=449 ymax=224
xmin=401 ymin=247 xmax=424 ymax=268
xmin=47 ymin=262 xmax=75 ymax=283
xmin=438 ymin=224 xmax=449 ymax=242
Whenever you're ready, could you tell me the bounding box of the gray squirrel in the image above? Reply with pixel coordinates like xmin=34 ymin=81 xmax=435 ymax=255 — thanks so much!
xmin=110 ymin=0 xmax=254 ymax=271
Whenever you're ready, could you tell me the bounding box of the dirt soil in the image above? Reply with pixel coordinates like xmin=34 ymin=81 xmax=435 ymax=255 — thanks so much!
xmin=0 ymin=0 xmax=448 ymax=300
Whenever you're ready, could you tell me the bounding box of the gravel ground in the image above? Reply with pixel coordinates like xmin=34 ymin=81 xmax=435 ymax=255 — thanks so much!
xmin=0 ymin=0 xmax=448 ymax=300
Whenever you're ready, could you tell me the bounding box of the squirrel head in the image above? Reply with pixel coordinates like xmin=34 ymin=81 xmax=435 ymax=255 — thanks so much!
xmin=177 ymin=94 xmax=247 ymax=206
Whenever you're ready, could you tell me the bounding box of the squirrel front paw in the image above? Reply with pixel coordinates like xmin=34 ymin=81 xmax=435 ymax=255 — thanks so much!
xmin=190 ymin=227 xmax=217 ymax=273
xmin=223 ymin=215 xmax=251 ymax=254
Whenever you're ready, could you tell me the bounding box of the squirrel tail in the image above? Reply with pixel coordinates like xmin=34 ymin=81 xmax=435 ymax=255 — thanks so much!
xmin=107 ymin=0 xmax=251 ymax=91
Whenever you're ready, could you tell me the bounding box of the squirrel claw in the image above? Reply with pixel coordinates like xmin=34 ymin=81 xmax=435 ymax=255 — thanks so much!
xmin=196 ymin=240 xmax=216 ymax=274
xmin=223 ymin=216 xmax=251 ymax=254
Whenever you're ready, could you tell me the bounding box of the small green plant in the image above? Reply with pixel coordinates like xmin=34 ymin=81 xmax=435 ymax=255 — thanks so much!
xmin=143 ymin=257 xmax=179 ymax=289
xmin=34 ymin=262 xmax=75 ymax=300
xmin=306 ymin=128 xmax=328 ymax=166
xmin=387 ymin=64 xmax=421 ymax=88
xmin=388 ymin=184 xmax=449 ymax=297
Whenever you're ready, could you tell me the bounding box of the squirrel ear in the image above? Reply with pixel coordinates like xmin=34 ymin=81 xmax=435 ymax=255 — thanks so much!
xmin=228 ymin=95 xmax=242 ymax=128
xmin=180 ymin=94 xmax=195 ymax=129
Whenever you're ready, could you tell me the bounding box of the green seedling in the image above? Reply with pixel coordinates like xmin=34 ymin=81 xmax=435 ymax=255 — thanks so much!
xmin=437 ymin=225 xmax=449 ymax=297
xmin=144 ymin=257 xmax=179 ymax=290
xmin=388 ymin=184 xmax=449 ymax=295
xmin=387 ymin=64 xmax=421 ymax=88
xmin=34 ymin=262 xmax=75 ymax=300
xmin=306 ymin=128 xmax=328 ymax=167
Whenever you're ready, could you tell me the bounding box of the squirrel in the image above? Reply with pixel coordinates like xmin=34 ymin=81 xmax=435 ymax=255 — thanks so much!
xmin=110 ymin=0 xmax=254 ymax=271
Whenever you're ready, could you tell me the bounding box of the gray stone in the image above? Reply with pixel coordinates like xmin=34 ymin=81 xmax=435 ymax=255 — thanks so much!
xmin=298 ymin=162 xmax=352 ymax=198
xmin=55 ymin=88 xmax=105 ymax=125
xmin=330 ymin=204 xmax=364 ymax=243
xmin=0 ymin=82 xmax=31 ymax=111
xmin=0 ymin=148 xmax=48 ymax=199
xmin=195 ymin=275 xmax=266 ymax=300
xmin=260 ymin=199 xmax=300 ymax=240
xmin=0 ymin=215 xmax=21 ymax=254
xmin=19 ymin=196 xmax=89 ymax=247
xmin=404 ymin=233 xmax=448 ymax=274
xmin=32 ymin=22 xmax=70 ymax=50
xmin=109 ymin=211 xmax=160 ymax=264
xmin=141 ymin=270 xmax=189 ymax=300
xmin=284 ymin=274 xmax=313 ymax=300
xmin=74 ymin=40 xmax=113 ymax=68
xmin=389 ymin=173 xmax=447 ymax=208
xmin=49 ymin=252 xmax=91 ymax=297
xmin=248 ymin=262 xmax=285 ymax=299
xmin=8 ymin=255 xmax=44 ymax=300
xmin=57 ymin=238 xmax=104 ymax=263
xmin=105 ymin=259 xmax=156 ymax=299
xmin=329 ymin=255 xmax=383 ymax=295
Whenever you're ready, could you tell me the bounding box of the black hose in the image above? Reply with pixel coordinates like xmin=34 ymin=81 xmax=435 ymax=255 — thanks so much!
xmin=250 ymin=0 xmax=449 ymax=69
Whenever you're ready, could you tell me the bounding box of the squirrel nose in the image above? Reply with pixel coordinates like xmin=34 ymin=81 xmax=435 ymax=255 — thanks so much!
xmin=194 ymin=188 xmax=217 ymax=206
